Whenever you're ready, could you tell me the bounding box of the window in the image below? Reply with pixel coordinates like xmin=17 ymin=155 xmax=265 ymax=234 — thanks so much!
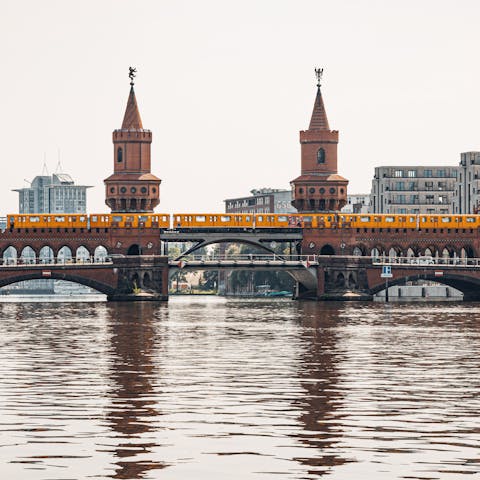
xmin=425 ymin=169 xmax=432 ymax=177
xmin=437 ymin=169 xmax=446 ymax=177
xmin=425 ymin=181 xmax=433 ymax=191
xmin=117 ymin=148 xmax=123 ymax=163
xmin=426 ymin=195 xmax=434 ymax=204
xmin=408 ymin=170 xmax=417 ymax=178
xmin=394 ymin=170 xmax=403 ymax=177
xmin=438 ymin=181 xmax=447 ymax=190
xmin=317 ymin=148 xmax=325 ymax=164
xmin=395 ymin=181 xmax=404 ymax=190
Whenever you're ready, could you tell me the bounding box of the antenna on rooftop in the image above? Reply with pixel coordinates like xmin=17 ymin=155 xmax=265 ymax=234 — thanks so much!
xmin=55 ymin=161 xmax=63 ymax=174
xmin=41 ymin=162 xmax=49 ymax=176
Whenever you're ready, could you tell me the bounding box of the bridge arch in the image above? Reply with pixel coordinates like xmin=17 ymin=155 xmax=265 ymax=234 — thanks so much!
xmin=39 ymin=245 xmax=54 ymax=263
xmin=58 ymin=246 xmax=73 ymax=262
xmin=0 ymin=272 xmax=114 ymax=296
xmin=76 ymin=245 xmax=90 ymax=262
xmin=20 ymin=246 xmax=36 ymax=264
xmin=3 ymin=246 xmax=18 ymax=264
xmin=368 ymin=272 xmax=480 ymax=301
xmin=127 ymin=244 xmax=141 ymax=255
xmin=352 ymin=245 xmax=366 ymax=256
xmin=94 ymin=245 xmax=109 ymax=262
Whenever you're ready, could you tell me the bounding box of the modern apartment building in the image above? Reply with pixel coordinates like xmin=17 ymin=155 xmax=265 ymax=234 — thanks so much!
xmin=453 ymin=151 xmax=480 ymax=214
xmin=224 ymin=188 xmax=297 ymax=214
xmin=13 ymin=173 xmax=91 ymax=214
xmin=370 ymin=166 xmax=457 ymax=214
xmin=341 ymin=193 xmax=370 ymax=214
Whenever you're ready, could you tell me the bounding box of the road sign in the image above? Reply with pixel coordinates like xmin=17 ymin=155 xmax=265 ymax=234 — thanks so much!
xmin=434 ymin=271 xmax=444 ymax=277
xmin=381 ymin=265 xmax=393 ymax=278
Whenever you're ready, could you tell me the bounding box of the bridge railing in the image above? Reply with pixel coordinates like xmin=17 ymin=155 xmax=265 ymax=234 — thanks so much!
xmin=172 ymin=254 xmax=319 ymax=264
xmin=372 ymin=256 xmax=480 ymax=267
xmin=0 ymin=257 xmax=113 ymax=267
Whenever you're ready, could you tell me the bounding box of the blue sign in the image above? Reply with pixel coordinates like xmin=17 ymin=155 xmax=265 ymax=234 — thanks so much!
xmin=381 ymin=265 xmax=393 ymax=278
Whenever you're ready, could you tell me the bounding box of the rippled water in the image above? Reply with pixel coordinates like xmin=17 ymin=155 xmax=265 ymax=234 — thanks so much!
xmin=1 ymin=297 xmax=480 ymax=479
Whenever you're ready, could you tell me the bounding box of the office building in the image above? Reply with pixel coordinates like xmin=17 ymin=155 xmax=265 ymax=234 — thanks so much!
xmin=370 ymin=166 xmax=457 ymax=214
xmin=453 ymin=151 xmax=480 ymax=214
xmin=224 ymin=188 xmax=297 ymax=214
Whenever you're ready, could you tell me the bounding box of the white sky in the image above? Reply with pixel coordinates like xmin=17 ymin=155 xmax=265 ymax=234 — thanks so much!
xmin=1 ymin=0 xmax=479 ymax=214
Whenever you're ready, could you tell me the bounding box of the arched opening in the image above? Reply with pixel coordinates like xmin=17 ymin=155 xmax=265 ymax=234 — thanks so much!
xmin=371 ymin=247 xmax=380 ymax=259
xmin=94 ymin=246 xmax=108 ymax=263
xmin=317 ymin=148 xmax=325 ymax=164
xmin=127 ymin=244 xmax=141 ymax=255
xmin=3 ymin=246 xmax=17 ymax=265
xmin=320 ymin=244 xmax=335 ymax=255
xmin=143 ymin=272 xmax=152 ymax=288
xmin=353 ymin=246 xmax=364 ymax=256
xmin=39 ymin=246 xmax=54 ymax=264
xmin=20 ymin=246 xmax=36 ymax=265
xmin=406 ymin=247 xmax=415 ymax=258
xmin=319 ymin=199 xmax=326 ymax=210
xmin=335 ymin=272 xmax=345 ymax=288
xmin=58 ymin=246 xmax=73 ymax=263
xmin=117 ymin=147 xmax=123 ymax=163
xmin=388 ymin=247 xmax=398 ymax=259
xmin=348 ymin=273 xmax=357 ymax=289
xmin=132 ymin=273 xmax=140 ymax=290
xmin=76 ymin=246 xmax=90 ymax=263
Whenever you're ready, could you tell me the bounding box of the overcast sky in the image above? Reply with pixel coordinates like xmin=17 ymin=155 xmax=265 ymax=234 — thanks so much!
xmin=1 ymin=0 xmax=479 ymax=214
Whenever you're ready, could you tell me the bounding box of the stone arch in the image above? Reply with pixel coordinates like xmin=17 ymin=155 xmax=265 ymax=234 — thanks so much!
xmin=335 ymin=272 xmax=345 ymax=288
xmin=353 ymin=245 xmax=365 ymax=256
xmin=424 ymin=246 xmax=436 ymax=257
xmin=58 ymin=246 xmax=73 ymax=263
xmin=94 ymin=245 xmax=108 ymax=262
xmin=348 ymin=272 xmax=357 ymax=289
xmin=406 ymin=247 xmax=416 ymax=258
xmin=441 ymin=246 xmax=454 ymax=258
xmin=20 ymin=246 xmax=36 ymax=264
xmin=76 ymin=245 xmax=90 ymax=263
xmin=461 ymin=245 xmax=475 ymax=259
xmin=320 ymin=244 xmax=335 ymax=255
xmin=39 ymin=246 xmax=54 ymax=264
xmin=2 ymin=246 xmax=17 ymax=265
xmin=132 ymin=272 xmax=140 ymax=289
xmin=127 ymin=244 xmax=141 ymax=255
xmin=143 ymin=272 xmax=152 ymax=288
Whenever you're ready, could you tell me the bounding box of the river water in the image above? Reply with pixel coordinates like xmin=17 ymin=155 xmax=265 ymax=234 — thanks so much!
xmin=1 ymin=297 xmax=479 ymax=479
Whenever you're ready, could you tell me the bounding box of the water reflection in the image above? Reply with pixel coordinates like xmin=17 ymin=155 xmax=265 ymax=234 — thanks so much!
xmin=293 ymin=302 xmax=350 ymax=477
xmin=104 ymin=302 xmax=167 ymax=478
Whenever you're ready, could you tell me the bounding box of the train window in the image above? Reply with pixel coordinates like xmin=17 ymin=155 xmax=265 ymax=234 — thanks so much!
xmin=455 ymin=217 xmax=460 ymax=222
xmin=112 ymin=216 xmax=122 ymax=223
xmin=360 ymin=216 xmax=370 ymax=222
xmin=303 ymin=216 xmax=312 ymax=222
xmin=327 ymin=216 xmax=332 ymax=221
xmin=258 ymin=216 xmax=263 ymax=222
xmin=441 ymin=217 xmax=451 ymax=223
xmin=467 ymin=217 xmax=476 ymax=223
xmin=385 ymin=216 xmax=394 ymax=223
xmin=126 ymin=216 xmax=134 ymax=222
xmin=374 ymin=217 xmax=380 ymax=222
xmin=421 ymin=217 xmax=427 ymax=222
xmin=195 ymin=216 xmax=206 ymax=222
xmin=278 ymin=216 xmax=287 ymax=222
xmin=246 ymin=216 xmax=251 ymax=221
xmin=92 ymin=216 xmax=98 ymax=222
xmin=409 ymin=216 xmax=415 ymax=223
xmin=55 ymin=216 xmax=65 ymax=222
xmin=68 ymin=217 xmax=73 ymax=222
xmin=80 ymin=216 xmax=85 ymax=222
xmin=221 ymin=216 xmax=231 ymax=222
xmin=139 ymin=216 xmax=148 ymax=222
xmin=30 ymin=216 xmax=40 ymax=222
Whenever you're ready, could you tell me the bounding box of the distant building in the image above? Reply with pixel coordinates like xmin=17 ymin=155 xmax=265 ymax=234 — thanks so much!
xmin=342 ymin=194 xmax=370 ymax=214
xmin=224 ymin=188 xmax=297 ymax=214
xmin=453 ymin=151 xmax=480 ymax=214
xmin=370 ymin=166 xmax=457 ymax=214
xmin=13 ymin=173 xmax=91 ymax=214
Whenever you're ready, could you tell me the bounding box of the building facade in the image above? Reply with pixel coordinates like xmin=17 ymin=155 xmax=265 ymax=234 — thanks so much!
xmin=13 ymin=173 xmax=90 ymax=214
xmin=370 ymin=166 xmax=457 ymax=214
xmin=341 ymin=193 xmax=370 ymax=214
xmin=224 ymin=188 xmax=297 ymax=214
xmin=453 ymin=151 xmax=480 ymax=214
xmin=290 ymin=70 xmax=348 ymax=212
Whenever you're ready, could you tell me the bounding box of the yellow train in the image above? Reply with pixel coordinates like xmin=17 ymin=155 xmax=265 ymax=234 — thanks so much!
xmin=5 ymin=212 xmax=480 ymax=231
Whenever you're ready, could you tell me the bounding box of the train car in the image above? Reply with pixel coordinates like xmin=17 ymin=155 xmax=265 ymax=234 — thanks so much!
xmin=254 ymin=214 xmax=303 ymax=229
xmin=137 ymin=213 xmax=170 ymax=228
xmin=89 ymin=214 xmax=112 ymax=229
xmin=7 ymin=214 xmax=88 ymax=229
xmin=173 ymin=213 xmax=254 ymax=229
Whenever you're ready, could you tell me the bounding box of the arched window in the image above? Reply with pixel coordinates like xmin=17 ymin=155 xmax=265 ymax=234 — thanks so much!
xmin=117 ymin=147 xmax=123 ymax=163
xmin=317 ymin=148 xmax=325 ymax=164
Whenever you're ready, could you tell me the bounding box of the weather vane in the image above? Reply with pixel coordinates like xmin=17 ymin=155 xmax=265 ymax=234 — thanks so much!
xmin=315 ymin=67 xmax=323 ymax=87
xmin=129 ymin=66 xmax=137 ymax=86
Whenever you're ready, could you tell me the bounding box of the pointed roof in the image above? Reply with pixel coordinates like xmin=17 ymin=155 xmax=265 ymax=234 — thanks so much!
xmin=121 ymin=86 xmax=143 ymax=129
xmin=308 ymin=86 xmax=330 ymax=131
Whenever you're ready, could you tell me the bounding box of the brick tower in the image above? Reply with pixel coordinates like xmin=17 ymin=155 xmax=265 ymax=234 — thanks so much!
xmin=291 ymin=69 xmax=348 ymax=212
xmin=104 ymin=68 xmax=161 ymax=213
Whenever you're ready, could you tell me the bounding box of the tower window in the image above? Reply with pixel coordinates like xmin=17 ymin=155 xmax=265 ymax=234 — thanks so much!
xmin=117 ymin=147 xmax=123 ymax=163
xmin=141 ymin=187 xmax=147 ymax=193
xmin=120 ymin=187 xmax=127 ymax=194
xmin=317 ymin=148 xmax=325 ymax=164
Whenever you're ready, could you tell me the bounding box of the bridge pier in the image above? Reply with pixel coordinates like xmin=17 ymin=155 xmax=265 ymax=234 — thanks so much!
xmin=108 ymin=256 xmax=169 ymax=301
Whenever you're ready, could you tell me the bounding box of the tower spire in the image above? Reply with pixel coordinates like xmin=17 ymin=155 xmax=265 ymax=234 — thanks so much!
xmin=122 ymin=67 xmax=143 ymax=129
xmin=308 ymin=67 xmax=330 ymax=131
